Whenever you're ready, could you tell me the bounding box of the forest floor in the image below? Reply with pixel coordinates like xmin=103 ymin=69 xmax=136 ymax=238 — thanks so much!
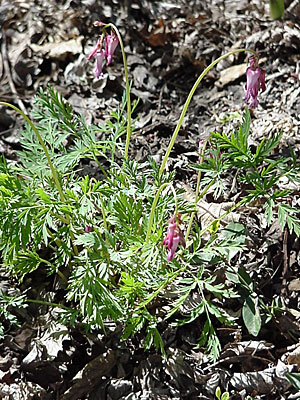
xmin=0 ymin=0 xmax=300 ymax=399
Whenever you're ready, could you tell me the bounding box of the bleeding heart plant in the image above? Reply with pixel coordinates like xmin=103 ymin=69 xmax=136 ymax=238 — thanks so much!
xmin=0 ymin=21 xmax=298 ymax=362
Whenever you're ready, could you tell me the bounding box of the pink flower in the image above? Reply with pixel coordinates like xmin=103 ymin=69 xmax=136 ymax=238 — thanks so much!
xmin=94 ymin=49 xmax=106 ymax=78
xmin=163 ymin=214 xmax=186 ymax=261
xmin=88 ymin=37 xmax=103 ymax=60
xmin=88 ymin=29 xmax=119 ymax=79
xmin=245 ymin=56 xmax=266 ymax=109
xmin=84 ymin=225 xmax=93 ymax=233
xmin=105 ymin=34 xmax=119 ymax=65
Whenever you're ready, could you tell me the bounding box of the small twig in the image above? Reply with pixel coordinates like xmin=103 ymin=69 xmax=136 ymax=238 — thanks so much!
xmin=1 ymin=27 xmax=28 ymax=115
xmin=281 ymin=225 xmax=289 ymax=296
xmin=0 ymin=127 xmax=14 ymax=136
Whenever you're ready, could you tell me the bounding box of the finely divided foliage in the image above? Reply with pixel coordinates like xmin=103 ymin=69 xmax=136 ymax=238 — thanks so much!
xmin=0 ymin=24 xmax=299 ymax=361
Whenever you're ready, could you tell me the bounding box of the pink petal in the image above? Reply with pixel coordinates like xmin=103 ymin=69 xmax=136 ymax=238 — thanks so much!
xmin=105 ymin=35 xmax=119 ymax=65
xmin=94 ymin=50 xmax=106 ymax=78
xmin=88 ymin=37 xmax=102 ymax=60
xmin=167 ymin=235 xmax=180 ymax=261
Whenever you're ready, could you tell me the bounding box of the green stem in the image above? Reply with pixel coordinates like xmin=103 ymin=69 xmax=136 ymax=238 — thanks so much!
xmin=92 ymin=151 xmax=108 ymax=179
xmin=170 ymin=185 xmax=178 ymax=215
xmin=26 ymin=298 xmax=73 ymax=311
xmin=98 ymin=193 xmax=111 ymax=247
xmin=107 ymin=23 xmax=132 ymax=161
xmin=269 ymin=0 xmax=285 ymax=19
xmin=146 ymin=183 xmax=169 ymax=242
xmin=185 ymin=138 xmax=224 ymax=241
xmin=158 ymin=48 xmax=258 ymax=179
xmin=0 ymin=102 xmax=66 ymax=202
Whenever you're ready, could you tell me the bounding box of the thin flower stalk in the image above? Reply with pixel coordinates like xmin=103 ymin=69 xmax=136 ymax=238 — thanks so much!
xmin=89 ymin=22 xmax=132 ymax=161
xmin=158 ymin=48 xmax=258 ymax=179
xmin=107 ymin=23 xmax=132 ymax=161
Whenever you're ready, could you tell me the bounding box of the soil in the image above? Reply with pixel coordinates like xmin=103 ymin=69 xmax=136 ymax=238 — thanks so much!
xmin=0 ymin=0 xmax=300 ymax=399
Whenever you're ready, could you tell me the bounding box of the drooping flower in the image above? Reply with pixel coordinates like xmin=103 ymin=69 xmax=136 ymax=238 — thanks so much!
xmin=88 ymin=28 xmax=119 ymax=78
xmin=245 ymin=56 xmax=266 ymax=109
xmin=105 ymin=34 xmax=119 ymax=65
xmin=94 ymin=49 xmax=106 ymax=78
xmin=163 ymin=214 xmax=186 ymax=261
xmin=84 ymin=225 xmax=94 ymax=233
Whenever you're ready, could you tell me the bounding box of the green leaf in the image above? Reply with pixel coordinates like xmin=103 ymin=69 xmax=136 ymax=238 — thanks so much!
xmin=285 ymin=372 xmax=300 ymax=390
xmin=198 ymin=319 xmax=221 ymax=361
xmin=10 ymin=250 xmax=45 ymax=282
xmin=42 ymin=222 xmax=49 ymax=246
xmin=176 ymin=301 xmax=205 ymax=326
xmin=221 ymin=222 xmax=245 ymax=240
xmin=145 ymin=326 xmax=166 ymax=358
xmin=74 ymin=232 xmax=103 ymax=249
xmin=264 ymin=199 xmax=274 ymax=225
xmin=238 ymin=267 xmax=253 ymax=291
xmin=242 ymin=294 xmax=261 ymax=336
xmin=269 ymin=0 xmax=284 ymax=19
xmin=35 ymin=188 xmax=51 ymax=203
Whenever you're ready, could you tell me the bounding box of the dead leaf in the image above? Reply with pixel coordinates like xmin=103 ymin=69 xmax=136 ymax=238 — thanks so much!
xmin=288 ymin=278 xmax=300 ymax=292
xmin=61 ymin=349 xmax=116 ymax=400
xmin=140 ymin=18 xmax=177 ymax=47
xmin=148 ymin=18 xmax=168 ymax=47
xmin=30 ymin=36 xmax=83 ymax=59
xmin=287 ymin=344 xmax=300 ymax=366
xmin=216 ymin=63 xmax=247 ymax=88
xmin=182 ymin=183 xmax=240 ymax=230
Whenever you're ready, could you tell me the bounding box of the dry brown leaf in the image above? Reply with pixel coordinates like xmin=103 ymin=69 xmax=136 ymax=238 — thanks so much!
xmin=30 ymin=36 xmax=83 ymax=59
xmin=288 ymin=278 xmax=300 ymax=292
xmin=287 ymin=344 xmax=300 ymax=366
xmin=216 ymin=63 xmax=247 ymax=88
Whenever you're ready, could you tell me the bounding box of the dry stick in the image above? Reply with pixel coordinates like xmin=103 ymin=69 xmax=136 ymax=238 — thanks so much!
xmin=1 ymin=28 xmax=27 ymax=116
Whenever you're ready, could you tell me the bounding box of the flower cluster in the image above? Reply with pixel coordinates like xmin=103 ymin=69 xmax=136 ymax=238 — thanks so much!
xmin=245 ymin=56 xmax=266 ymax=109
xmin=88 ymin=31 xmax=119 ymax=78
xmin=163 ymin=214 xmax=186 ymax=261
